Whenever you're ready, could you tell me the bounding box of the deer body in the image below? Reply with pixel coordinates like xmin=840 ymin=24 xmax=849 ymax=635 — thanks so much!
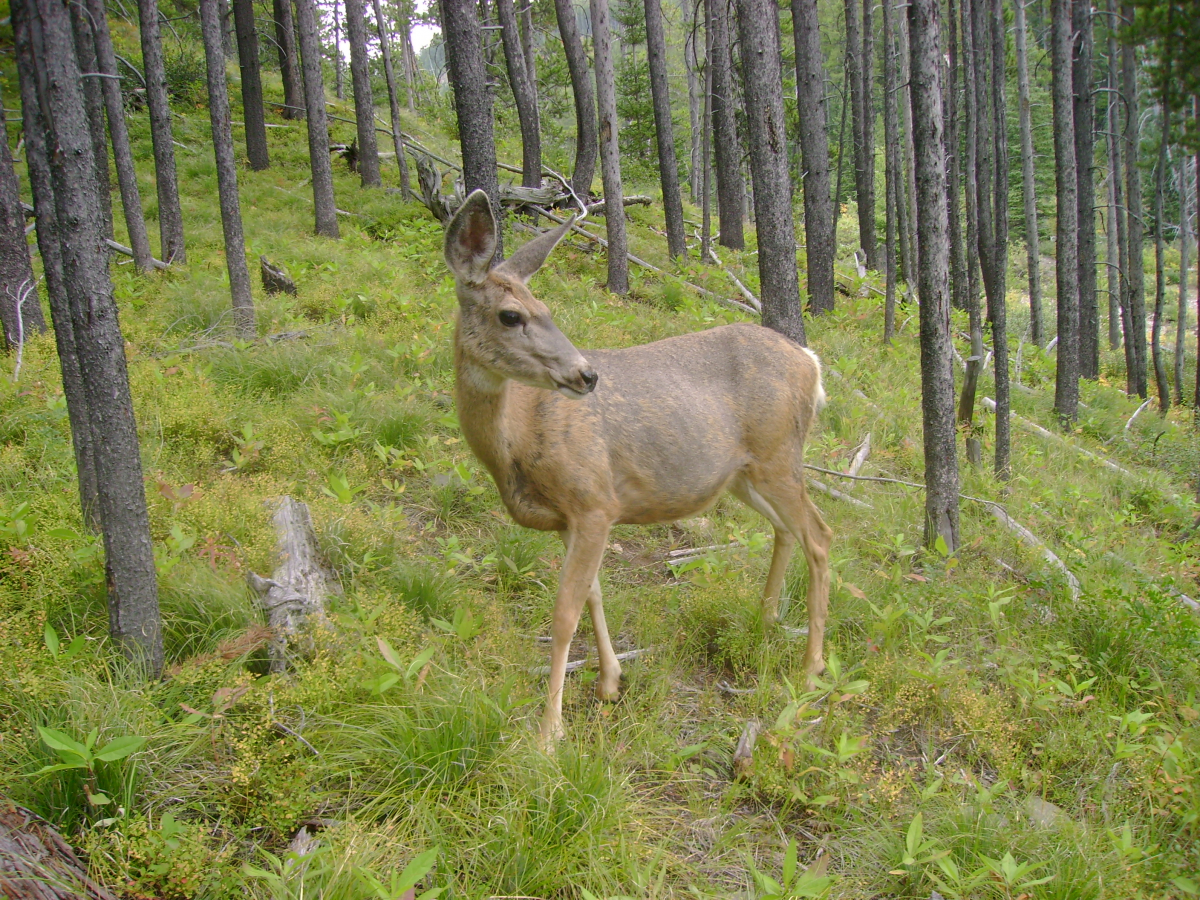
xmin=445 ymin=192 xmax=832 ymax=742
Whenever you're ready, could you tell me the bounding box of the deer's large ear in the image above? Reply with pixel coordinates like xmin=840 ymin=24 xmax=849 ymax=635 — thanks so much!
xmin=495 ymin=215 xmax=576 ymax=284
xmin=444 ymin=190 xmax=497 ymax=285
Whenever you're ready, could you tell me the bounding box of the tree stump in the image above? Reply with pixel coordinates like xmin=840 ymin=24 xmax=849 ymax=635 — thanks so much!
xmin=0 ymin=797 xmax=117 ymax=900
xmin=260 ymin=255 xmax=297 ymax=296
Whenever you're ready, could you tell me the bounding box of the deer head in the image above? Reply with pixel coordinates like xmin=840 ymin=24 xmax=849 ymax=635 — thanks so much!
xmin=444 ymin=190 xmax=598 ymax=399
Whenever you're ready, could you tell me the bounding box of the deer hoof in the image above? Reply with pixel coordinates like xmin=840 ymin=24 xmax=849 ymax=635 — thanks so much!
xmin=594 ymin=677 xmax=620 ymax=702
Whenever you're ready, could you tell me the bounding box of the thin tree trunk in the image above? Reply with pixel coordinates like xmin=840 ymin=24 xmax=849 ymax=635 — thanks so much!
xmin=275 ymin=0 xmax=305 ymax=119
xmin=233 ymin=0 xmax=270 ymax=170
xmin=1152 ymin=112 xmax=1170 ymax=412
xmin=334 ymin=0 xmax=345 ymax=99
xmin=14 ymin=0 xmax=162 ymax=674
xmin=442 ymin=0 xmax=503 ymax=258
xmin=1177 ymin=156 xmax=1191 ymax=405
xmin=218 ymin=0 xmax=235 ymax=57
xmin=1108 ymin=36 xmax=1134 ymax=383
xmin=882 ymin=0 xmax=898 ymax=338
xmin=200 ymin=0 xmax=257 ymax=336
xmin=1122 ymin=5 xmax=1147 ymax=398
xmin=793 ymin=0 xmax=834 ymax=313
xmin=1015 ymin=0 xmax=1042 ymax=345
xmin=686 ymin=0 xmax=702 ymax=205
xmin=401 ymin=4 xmax=417 ymax=113
xmin=1052 ymin=0 xmax=1080 ymax=424
xmin=946 ymin=0 xmax=965 ymax=310
xmin=345 ymin=0 xmax=381 ymax=186
xmin=0 ymin=114 xmax=45 ymax=348
xmin=86 ymin=0 xmax=154 ymax=272
xmin=553 ymin=0 xmax=597 ymax=197
xmin=140 ymin=0 xmax=187 ymax=262
xmin=708 ymin=0 xmax=744 ymax=249
xmin=68 ymin=0 xmax=112 ymax=237
xmin=960 ymin=0 xmax=983 ymax=378
xmin=737 ymin=0 xmax=805 ymax=344
xmin=898 ymin=12 xmax=918 ymax=281
xmin=1075 ymin=0 xmax=1098 ymax=377
xmin=497 ymin=0 xmax=542 ymax=188
xmin=520 ymin=1 xmax=539 ymax=135
xmin=990 ymin=0 xmax=1009 ymax=476
xmin=909 ymin=0 xmax=960 ymax=551
xmin=645 ymin=0 xmax=686 ymax=259
xmin=701 ymin=8 xmax=713 ymax=260
xmin=860 ymin=0 xmax=877 ymax=270
xmin=591 ymin=0 xmax=628 ymax=293
xmin=834 ymin=54 xmax=849 ymax=226
xmin=1107 ymin=129 xmax=1121 ymax=350
xmin=373 ymin=0 xmax=412 ymax=197
xmin=844 ymin=0 xmax=875 ymax=266
xmin=294 ymin=0 xmax=340 ymax=237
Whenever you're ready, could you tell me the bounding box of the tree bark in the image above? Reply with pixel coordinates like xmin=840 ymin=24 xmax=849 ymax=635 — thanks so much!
xmin=1074 ymin=0 xmax=1097 ymax=378
xmin=497 ymin=0 xmax=542 ymax=188
xmin=0 ymin=795 xmax=119 ymax=900
xmin=373 ymin=0 xmax=412 ymax=197
xmin=1052 ymin=0 xmax=1080 ymax=424
xmin=86 ymin=0 xmax=155 ymax=272
xmin=345 ymin=0 xmax=381 ymax=186
xmin=294 ymin=0 xmax=340 ymax=237
xmin=844 ymin=0 xmax=875 ymax=266
xmin=707 ymin=0 xmax=744 ymax=249
xmin=139 ymin=0 xmax=187 ymax=263
xmin=520 ymin=0 xmax=538 ymax=132
xmin=591 ymin=0 xmax=628 ymax=293
xmin=554 ymin=0 xmax=597 ymax=197
xmin=233 ymin=0 xmax=270 ymax=170
xmin=1014 ymin=0 xmax=1042 ymax=346
xmin=68 ymin=0 xmax=112 ymax=237
xmin=686 ymin=0 xmax=702 ymax=204
xmin=1122 ymin=6 xmax=1147 ymax=398
xmin=441 ymin=0 xmax=503 ymax=259
xmin=0 ymin=114 xmax=45 ymax=349
xmin=882 ymin=0 xmax=899 ymax=338
xmin=737 ymin=0 xmax=804 ymax=344
xmin=960 ymin=0 xmax=983 ymax=374
xmin=1177 ymin=156 xmax=1191 ymax=405
xmin=200 ymin=0 xmax=257 ymax=336
xmin=644 ymin=0 xmax=686 ymax=259
xmin=908 ymin=0 xmax=960 ymax=551
xmin=946 ymin=0 xmax=965 ymax=311
xmin=1108 ymin=35 xmax=1135 ymax=384
xmin=793 ymin=0 xmax=834 ymax=314
xmin=14 ymin=0 xmax=162 ymax=674
xmin=275 ymin=0 xmax=305 ymax=119
xmin=989 ymin=0 xmax=1009 ymax=476
xmin=897 ymin=11 xmax=918 ymax=283
xmin=701 ymin=9 xmax=713 ymax=259
xmin=334 ymin=0 xmax=345 ymax=99
xmin=860 ymin=0 xmax=877 ymax=271
xmin=1151 ymin=113 xmax=1169 ymax=412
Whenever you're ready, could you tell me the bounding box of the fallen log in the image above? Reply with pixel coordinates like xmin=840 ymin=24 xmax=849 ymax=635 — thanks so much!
xmin=0 ymin=797 xmax=118 ymax=900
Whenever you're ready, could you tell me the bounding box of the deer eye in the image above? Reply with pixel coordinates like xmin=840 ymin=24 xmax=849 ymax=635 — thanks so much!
xmin=498 ymin=309 xmax=523 ymax=327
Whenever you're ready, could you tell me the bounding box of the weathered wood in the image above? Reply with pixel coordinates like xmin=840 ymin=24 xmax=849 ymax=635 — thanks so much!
xmin=732 ymin=720 xmax=761 ymax=780
xmin=0 ymin=797 xmax=118 ymax=900
xmin=988 ymin=503 xmax=1081 ymax=601
xmin=260 ymin=256 xmax=297 ymax=295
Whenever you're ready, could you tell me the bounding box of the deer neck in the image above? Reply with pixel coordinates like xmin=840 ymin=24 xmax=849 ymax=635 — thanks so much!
xmin=453 ymin=338 xmax=518 ymax=480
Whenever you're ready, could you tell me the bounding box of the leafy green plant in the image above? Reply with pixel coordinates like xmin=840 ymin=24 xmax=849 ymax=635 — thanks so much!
xmin=364 ymin=637 xmax=437 ymax=695
xmin=155 ymin=524 xmax=196 ymax=577
xmin=44 ymin=624 xmax=85 ymax=663
xmin=355 ymin=847 xmax=442 ymax=900
xmin=228 ymin=423 xmax=265 ymax=472
xmin=323 ymin=472 xmax=366 ymax=504
xmin=747 ymin=839 xmax=835 ymax=899
xmin=32 ymin=726 xmax=146 ymax=808
xmin=431 ymin=604 xmax=483 ymax=642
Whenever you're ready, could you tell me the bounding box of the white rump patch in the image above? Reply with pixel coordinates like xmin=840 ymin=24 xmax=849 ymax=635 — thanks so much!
xmin=801 ymin=347 xmax=827 ymax=412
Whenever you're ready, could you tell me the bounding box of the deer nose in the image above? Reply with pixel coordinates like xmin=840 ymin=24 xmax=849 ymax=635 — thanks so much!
xmin=581 ymin=369 xmax=598 ymax=392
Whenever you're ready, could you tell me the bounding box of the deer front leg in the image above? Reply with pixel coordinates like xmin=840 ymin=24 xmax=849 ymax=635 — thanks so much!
xmin=541 ymin=519 xmax=610 ymax=745
xmin=586 ymin=574 xmax=621 ymax=701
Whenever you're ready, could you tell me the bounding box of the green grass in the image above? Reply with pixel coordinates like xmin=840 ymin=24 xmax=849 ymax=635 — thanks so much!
xmin=1 ymin=49 xmax=1199 ymax=900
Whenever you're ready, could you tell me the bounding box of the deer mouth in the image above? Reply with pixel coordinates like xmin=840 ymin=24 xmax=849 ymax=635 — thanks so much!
xmin=553 ymin=380 xmax=593 ymax=400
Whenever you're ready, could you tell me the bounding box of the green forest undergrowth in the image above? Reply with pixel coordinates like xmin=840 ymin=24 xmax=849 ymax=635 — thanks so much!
xmin=2 ymin=67 xmax=1200 ymax=900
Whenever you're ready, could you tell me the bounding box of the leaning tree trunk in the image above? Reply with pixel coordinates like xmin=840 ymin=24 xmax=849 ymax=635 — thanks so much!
xmin=345 ymin=0 xmax=382 ymax=186
xmin=946 ymin=0 xmax=966 ymax=311
xmin=707 ymin=0 xmax=744 ymax=250
xmin=989 ymin=0 xmax=1010 ymax=476
xmin=1052 ymin=0 xmax=1080 ymax=424
xmin=644 ymin=0 xmax=686 ymax=260
xmin=199 ymin=0 xmax=257 ymax=336
xmin=441 ymin=0 xmax=503 ymax=258
xmin=14 ymin=0 xmax=162 ymax=674
xmin=908 ymin=0 xmax=961 ymax=551
xmin=1176 ymin=156 xmax=1192 ymax=405
xmin=882 ymin=0 xmax=900 ymax=338
xmin=793 ymin=0 xmax=835 ymax=314
xmin=1122 ymin=7 xmax=1147 ymax=398
xmin=737 ymin=0 xmax=805 ymax=345
xmin=275 ymin=0 xmax=305 ymax=119
xmin=497 ymin=0 xmax=542 ymax=188
xmin=233 ymin=0 xmax=270 ymax=170
xmin=67 ymin=0 xmax=112 ymax=238
xmin=590 ymin=0 xmax=628 ymax=293
xmin=553 ymin=0 xmax=597 ymax=197
xmin=1015 ymin=0 xmax=1042 ymax=346
xmin=294 ymin=0 xmax=340 ymax=237
xmin=1151 ymin=111 xmax=1170 ymax=413
xmin=1074 ymin=0 xmax=1098 ymax=378
xmin=0 ymin=113 xmax=46 ymax=349
xmin=373 ymin=0 xmax=412 ymax=197
xmin=86 ymin=0 xmax=154 ymax=272
xmin=139 ymin=0 xmax=187 ymax=263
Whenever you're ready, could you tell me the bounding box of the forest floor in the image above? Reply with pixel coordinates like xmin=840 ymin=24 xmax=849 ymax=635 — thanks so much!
xmin=1 ymin=66 xmax=1199 ymax=900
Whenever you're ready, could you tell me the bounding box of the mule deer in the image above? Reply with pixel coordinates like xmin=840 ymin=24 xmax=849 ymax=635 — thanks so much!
xmin=444 ymin=190 xmax=832 ymax=742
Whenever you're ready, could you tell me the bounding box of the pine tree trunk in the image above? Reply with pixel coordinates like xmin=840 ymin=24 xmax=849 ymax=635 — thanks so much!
xmin=908 ymin=0 xmax=960 ymax=551
xmin=860 ymin=0 xmax=878 ymax=270
xmin=708 ymin=0 xmax=744 ymax=249
xmin=140 ymin=0 xmax=187 ymax=262
xmin=737 ymin=0 xmax=804 ymax=344
xmin=1108 ymin=40 xmax=1135 ymax=384
xmin=1107 ymin=133 xmax=1122 ymax=350
xmin=1122 ymin=8 xmax=1147 ymax=398
xmin=1015 ymin=0 xmax=1042 ymax=346
xmin=882 ymin=0 xmax=899 ymax=337
xmin=0 ymin=114 xmax=45 ymax=349
xmin=345 ymin=0 xmax=381 ymax=186
xmin=553 ymin=0 xmax=597 ymax=197
xmin=946 ymin=0 xmax=965 ymax=311
xmin=442 ymin=0 xmax=503 ymax=258
xmin=275 ymin=0 xmax=305 ymax=119
xmin=233 ymin=0 xmax=271 ymax=170
xmin=897 ymin=12 xmax=918 ymax=283
xmin=68 ymin=0 xmax=112 ymax=237
xmin=793 ymin=0 xmax=834 ymax=314
xmin=701 ymin=11 xmax=714 ymax=259
xmin=14 ymin=0 xmax=162 ymax=675
xmin=373 ymin=0 xmax=412 ymax=197
xmin=1177 ymin=156 xmax=1191 ymax=405
xmin=1152 ymin=113 xmax=1170 ymax=412
xmin=294 ymin=0 xmax=340 ymax=237
xmin=401 ymin=5 xmax=418 ymax=113
xmin=497 ymin=0 xmax=542 ymax=188
xmin=686 ymin=1 xmax=702 ymax=205
xmin=334 ymin=0 xmax=345 ymax=99
xmin=960 ymin=0 xmax=983 ymax=364
xmin=590 ymin=0 xmax=628 ymax=293
xmin=200 ymin=0 xmax=257 ymax=335
xmin=989 ymin=0 xmax=1009 ymax=476
xmin=520 ymin=1 xmax=539 ymax=133
xmin=844 ymin=0 xmax=875 ymax=266
xmin=86 ymin=0 xmax=155 ymax=272
xmin=1052 ymin=0 xmax=1080 ymax=423
xmin=1074 ymin=0 xmax=1098 ymax=378
xmin=218 ymin=0 xmax=235 ymax=57
xmin=645 ymin=0 xmax=686 ymax=259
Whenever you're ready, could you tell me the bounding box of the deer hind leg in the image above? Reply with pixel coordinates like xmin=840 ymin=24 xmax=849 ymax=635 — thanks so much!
xmin=729 ymin=476 xmax=796 ymax=625
xmin=542 ymin=520 xmax=610 ymax=745
xmin=586 ymin=574 xmax=622 ymax=701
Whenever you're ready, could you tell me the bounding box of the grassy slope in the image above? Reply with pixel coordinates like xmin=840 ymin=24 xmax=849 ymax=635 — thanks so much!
xmin=1 ymin=57 xmax=1199 ymax=900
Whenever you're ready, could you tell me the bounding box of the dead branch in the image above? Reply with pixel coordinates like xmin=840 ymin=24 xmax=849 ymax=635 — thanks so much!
xmin=981 ymin=397 xmax=1134 ymax=478
xmin=530 ymin=646 xmax=657 ymax=677
xmin=987 ymin=503 xmax=1081 ymax=601
xmin=105 ymin=239 xmax=169 ymax=269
